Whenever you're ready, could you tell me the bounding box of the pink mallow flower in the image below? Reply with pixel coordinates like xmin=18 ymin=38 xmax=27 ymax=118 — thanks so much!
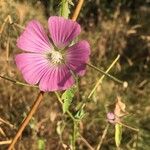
xmin=15 ymin=16 xmax=90 ymax=91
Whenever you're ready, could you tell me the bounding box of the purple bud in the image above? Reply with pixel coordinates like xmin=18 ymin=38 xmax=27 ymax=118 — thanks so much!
xmin=107 ymin=112 xmax=115 ymax=124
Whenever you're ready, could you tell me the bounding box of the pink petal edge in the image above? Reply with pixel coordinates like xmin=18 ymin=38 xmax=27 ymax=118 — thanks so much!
xmin=48 ymin=16 xmax=81 ymax=48
xmin=66 ymin=40 xmax=90 ymax=76
xmin=17 ymin=20 xmax=51 ymax=53
xmin=15 ymin=53 xmax=51 ymax=85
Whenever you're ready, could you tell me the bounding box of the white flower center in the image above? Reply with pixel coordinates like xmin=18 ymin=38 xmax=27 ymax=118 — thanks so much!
xmin=48 ymin=50 xmax=63 ymax=64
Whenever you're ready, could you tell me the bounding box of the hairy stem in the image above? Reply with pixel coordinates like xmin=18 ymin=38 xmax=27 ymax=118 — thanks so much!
xmin=60 ymin=0 xmax=70 ymax=18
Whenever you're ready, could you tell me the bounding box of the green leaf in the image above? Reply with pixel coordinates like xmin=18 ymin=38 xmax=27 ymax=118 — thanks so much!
xmin=115 ymin=123 xmax=122 ymax=147
xmin=38 ymin=138 xmax=45 ymax=150
xmin=62 ymin=87 xmax=76 ymax=113
xmin=75 ymin=108 xmax=85 ymax=120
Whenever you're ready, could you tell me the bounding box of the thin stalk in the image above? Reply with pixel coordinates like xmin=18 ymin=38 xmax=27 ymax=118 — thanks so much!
xmin=88 ymin=55 xmax=120 ymax=99
xmin=96 ymin=124 xmax=109 ymax=150
xmin=0 ymin=117 xmax=14 ymax=128
xmin=117 ymin=122 xmax=139 ymax=132
xmin=80 ymin=134 xmax=94 ymax=150
xmin=0 ymin=140 xmax=12 ymax=145
xmin=13 ymin=23 xmax=25 ymax=30
xmin=72 ymin=121 xmax=77 ymax=150
xmin=8 ymin=91 xmax=44 ymax=150
xmin=0 ymin=75 xmax=38 ymax=88
xmin=87 ymin=63 xmax=124 ymax=84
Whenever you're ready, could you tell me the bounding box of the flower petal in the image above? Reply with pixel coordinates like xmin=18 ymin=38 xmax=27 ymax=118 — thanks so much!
xmin=17 ymin=20 xmax=51 ymax=53
xmin=48 ymin=16 xmax=81 ymax=48
xmin=39 ymin=65 xmax=74 ymax=91
xmin=15 ymin=53 xmax=51 ymax=85
xmin=66 ymin=40 xmax=90 ymax=76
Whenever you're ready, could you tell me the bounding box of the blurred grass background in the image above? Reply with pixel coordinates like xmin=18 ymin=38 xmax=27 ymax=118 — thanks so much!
xmin=0 ymin=0 xmax=150 ymax=149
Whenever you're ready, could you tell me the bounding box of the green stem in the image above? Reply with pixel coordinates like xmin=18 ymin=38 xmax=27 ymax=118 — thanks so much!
xmin=88 ymin=54 xmax=120 ymax=99
xmin=0 ymin=75 xmax=38 ymax=88
xmin=87 ymin=63 xmax=124 ymax=84
xmin=60 ymin=0 xmax=70 ymax=18
xmin=73 ymin=121 xmax=77 ymax=150
xmin=117 ymin=121 xmax=139 ymax=132
xmin=54 ymin=91 xmax=78 ymax=150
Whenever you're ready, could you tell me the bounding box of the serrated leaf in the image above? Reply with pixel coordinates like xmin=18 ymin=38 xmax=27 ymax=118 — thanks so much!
xmin=62 ymin=87 xmax=75 ymax=113
xmin=115 ymin=123 xmax=122 ymax=147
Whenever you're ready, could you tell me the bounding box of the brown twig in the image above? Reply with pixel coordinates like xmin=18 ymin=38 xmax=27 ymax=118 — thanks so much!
xmin=8 ymin=91 xmax=44 ymax=150
xmin=0 ymin=127 xmax=6 ymax=137
xmin=0 ymin=15 xmax=12 ymax=35
xmin=0 ymin=118 xmax=14 ymax=128
xmin=72 ymin=0 xmax=84 ymax=21
xmin=6 ymin=36 xmax=10 ymax=62
xmin=0 ymin=140 xmax=12 ymax=145
xmin=13 ymin=23 xmax=25 ymax=30
xmin=80 ymin=134 xmax=94 ymax=150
